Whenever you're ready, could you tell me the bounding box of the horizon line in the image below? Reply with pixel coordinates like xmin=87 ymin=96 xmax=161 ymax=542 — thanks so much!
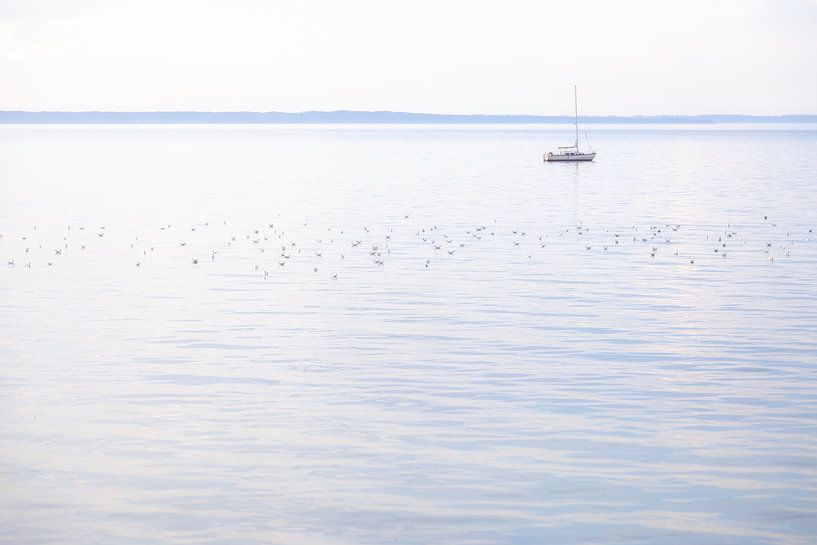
xmin=1 ymin=110 xmax=816 ymax=124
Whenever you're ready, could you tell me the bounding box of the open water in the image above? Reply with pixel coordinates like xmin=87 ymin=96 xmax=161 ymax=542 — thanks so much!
xmin=1 ymin=123 xmax=817 ymax=544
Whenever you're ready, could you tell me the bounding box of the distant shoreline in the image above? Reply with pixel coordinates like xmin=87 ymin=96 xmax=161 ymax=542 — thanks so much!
xmin=1 ymin=111 xmax=816 ymax=124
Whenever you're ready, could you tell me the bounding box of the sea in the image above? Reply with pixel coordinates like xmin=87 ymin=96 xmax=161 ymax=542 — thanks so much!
xmin=1 ymin=123 xmax=817 ymax=545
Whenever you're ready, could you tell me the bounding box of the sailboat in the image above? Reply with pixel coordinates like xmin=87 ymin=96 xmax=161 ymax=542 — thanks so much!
xmin=544 ymin=86 xmax=596 ymax=162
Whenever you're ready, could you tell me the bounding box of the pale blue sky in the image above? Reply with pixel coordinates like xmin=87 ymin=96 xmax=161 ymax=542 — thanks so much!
xmin=1 ymin=0 xmax=815 ymax=114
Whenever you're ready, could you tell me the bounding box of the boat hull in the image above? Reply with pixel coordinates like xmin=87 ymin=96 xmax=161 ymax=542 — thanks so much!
xmin=544 ymin=152 xmax=596 ymax=162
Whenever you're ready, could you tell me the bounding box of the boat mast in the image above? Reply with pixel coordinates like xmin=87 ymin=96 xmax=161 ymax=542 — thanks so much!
xmin=574 ymin=85 xmax=579 ymax=149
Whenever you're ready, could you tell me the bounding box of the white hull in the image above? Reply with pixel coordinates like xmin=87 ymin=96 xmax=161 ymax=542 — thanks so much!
xmin=544 ymin=152 xmax=596 ymax=162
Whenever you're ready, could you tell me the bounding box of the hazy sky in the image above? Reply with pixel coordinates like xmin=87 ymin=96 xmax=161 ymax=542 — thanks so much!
xmin=1 ymin=0 xmax=816 ymax=114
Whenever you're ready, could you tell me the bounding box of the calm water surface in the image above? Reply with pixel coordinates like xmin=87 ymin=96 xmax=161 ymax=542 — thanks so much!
xmin=1 ymin=124 xmax=817 ymax=544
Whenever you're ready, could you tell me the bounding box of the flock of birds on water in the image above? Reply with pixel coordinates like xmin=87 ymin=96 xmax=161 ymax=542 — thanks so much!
xmin=2 ymin=214 xmax=813 ymax=280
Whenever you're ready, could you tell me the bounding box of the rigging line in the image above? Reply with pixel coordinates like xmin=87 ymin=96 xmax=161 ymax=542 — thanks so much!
xmin=585 ymin=133 xmax=595 ymax=153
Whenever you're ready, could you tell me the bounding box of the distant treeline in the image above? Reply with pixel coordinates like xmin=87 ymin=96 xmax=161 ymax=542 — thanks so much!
xmin=1 ymin=111 xmax=815 ymax=124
